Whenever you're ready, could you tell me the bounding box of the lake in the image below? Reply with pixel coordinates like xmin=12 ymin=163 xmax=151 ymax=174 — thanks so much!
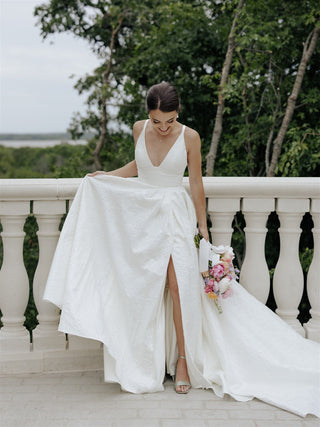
xmin=0 ymin=140 xmax=88 ymax=148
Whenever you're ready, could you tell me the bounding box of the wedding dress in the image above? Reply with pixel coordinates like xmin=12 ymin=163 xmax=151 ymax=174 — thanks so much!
xmin=44 ymin=120 xmax=320 ymax=417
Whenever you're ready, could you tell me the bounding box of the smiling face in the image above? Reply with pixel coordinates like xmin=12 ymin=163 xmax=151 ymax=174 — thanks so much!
xmin=148 ymin=109 xmax=179 ymax=137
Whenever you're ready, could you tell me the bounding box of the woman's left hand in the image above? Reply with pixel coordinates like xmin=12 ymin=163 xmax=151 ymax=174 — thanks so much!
xmin=199 ymin=226 xmax=209 ymax=241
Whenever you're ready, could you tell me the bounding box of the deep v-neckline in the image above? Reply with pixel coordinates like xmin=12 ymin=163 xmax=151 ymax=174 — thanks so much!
xmin=144 ymin=121 xmax=184 ymax=168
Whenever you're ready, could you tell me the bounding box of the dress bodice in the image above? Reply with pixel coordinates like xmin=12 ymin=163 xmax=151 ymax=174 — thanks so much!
xmin=135 ymin=120 xmax=187 ymax=187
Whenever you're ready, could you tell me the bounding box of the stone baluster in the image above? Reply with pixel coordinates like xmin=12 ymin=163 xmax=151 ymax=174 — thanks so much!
xmin=0 ymin=201 xmax=30 ymax=352
xmin=240 ymin=198 xmax=274 ymax=303
xmin=304 ymin=199 xmax=320 ymax=342
xmin=207 ymin=198 xmax=240 ymax=247
xmin=32 ymin=201 xmax=67 ymax=351
xmin=273 ymin=198 xmax=309 ymax=336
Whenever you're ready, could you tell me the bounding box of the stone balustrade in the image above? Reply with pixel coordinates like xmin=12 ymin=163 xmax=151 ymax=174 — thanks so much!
xmin=0 ymin=177 xmax=319 ymax=374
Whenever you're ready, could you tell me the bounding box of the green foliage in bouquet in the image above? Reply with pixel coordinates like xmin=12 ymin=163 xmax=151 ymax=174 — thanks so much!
xmin=194 ymin=233 xmax=203 ymax=249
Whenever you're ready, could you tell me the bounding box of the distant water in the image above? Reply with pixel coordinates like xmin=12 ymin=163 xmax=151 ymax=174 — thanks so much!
xmin=0 ymin=139 xmax=88 ymax=148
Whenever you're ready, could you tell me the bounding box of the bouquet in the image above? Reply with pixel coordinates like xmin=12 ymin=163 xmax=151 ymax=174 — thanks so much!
xmin=194 ymin=234 xmax=239 ymax=313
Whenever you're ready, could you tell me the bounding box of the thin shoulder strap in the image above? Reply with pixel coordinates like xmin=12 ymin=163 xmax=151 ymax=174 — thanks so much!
xmin=136 ymin=119 xmax=149 ymax=145
xmin=182 ymin=125 xmax=186 ymax=135
xmin=143 ymin=119 xmax=149 ymax=132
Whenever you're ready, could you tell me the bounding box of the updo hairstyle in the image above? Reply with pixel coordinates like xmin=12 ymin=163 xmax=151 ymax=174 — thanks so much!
xmin=146 ymin=82 xmax=180 ymax=113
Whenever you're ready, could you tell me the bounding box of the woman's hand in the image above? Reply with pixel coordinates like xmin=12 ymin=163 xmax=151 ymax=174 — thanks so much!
xmin=87 ymin=171 xmax=107 ymax=177
xmin=88 ymin=161 xmax=138 ymax=178
xmin=199 ymin=226 xmax=209 ymax=241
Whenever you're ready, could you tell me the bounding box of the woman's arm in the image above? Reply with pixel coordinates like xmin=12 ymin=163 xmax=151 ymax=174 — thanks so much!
xmin=88 ymin=160 xmax=137 ymax=178
xmin=185 ymin=128 xmax=209 ymax=241
xmin=88 ymin=121 xmax=145 ymax=178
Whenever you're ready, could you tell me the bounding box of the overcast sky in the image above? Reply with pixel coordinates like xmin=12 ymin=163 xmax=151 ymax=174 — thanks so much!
xmin=0 ymin=0 xmax=100 ymax=133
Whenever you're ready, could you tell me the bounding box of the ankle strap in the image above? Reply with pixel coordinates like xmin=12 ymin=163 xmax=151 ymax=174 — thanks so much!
xmin=178 ymin=355 xmax=186 ymax=360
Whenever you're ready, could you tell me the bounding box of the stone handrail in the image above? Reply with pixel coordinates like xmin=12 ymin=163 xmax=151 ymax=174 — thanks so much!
xmin=0 ymin=177 xmax=319 ymax=374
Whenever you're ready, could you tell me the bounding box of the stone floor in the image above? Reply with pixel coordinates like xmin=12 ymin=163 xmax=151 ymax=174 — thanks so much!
xmin=0 ymin=370 xmax=318 ymax=427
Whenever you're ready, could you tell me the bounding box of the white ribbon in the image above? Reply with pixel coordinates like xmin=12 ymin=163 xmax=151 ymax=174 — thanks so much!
xmin=199 ymin=238 xmax=233 ymax=273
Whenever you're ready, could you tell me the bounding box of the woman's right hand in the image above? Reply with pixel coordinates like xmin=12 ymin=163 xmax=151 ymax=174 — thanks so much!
xmin=87 ymin=171 xmax=107 ymax=177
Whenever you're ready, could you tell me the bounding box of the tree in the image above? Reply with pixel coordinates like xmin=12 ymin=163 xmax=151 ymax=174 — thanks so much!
xmin=92 ymin=10 xmax=126 ymax=169
xmin=34 ymin=0 xmax=156 ymax=170
xmin=205 ymin=0 xmax=245 ymax=177
xmin=34 ymin=0 xmax=320 ymax=177
xmin=120 ymin=0 xmax=320 ymax=177
xmin=207 ymin=0 xmax=320 ymax=177
xmin=267 ymin=23 xmax=319 ymax=176
xmin=116 ymin=0 xmax=222 ymax=151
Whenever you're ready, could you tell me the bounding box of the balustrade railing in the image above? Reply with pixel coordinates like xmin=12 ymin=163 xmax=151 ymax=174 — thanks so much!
xmin=0 ymin=177 xmax=319 ymax=374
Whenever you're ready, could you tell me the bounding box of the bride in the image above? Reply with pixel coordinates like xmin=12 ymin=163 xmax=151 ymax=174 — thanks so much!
xmin=44 ymin=82 xmax=320 ymax=417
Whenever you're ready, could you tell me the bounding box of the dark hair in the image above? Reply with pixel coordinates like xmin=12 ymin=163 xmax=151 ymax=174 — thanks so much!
xmin=146 ymin=82 xmax=180 ymax=113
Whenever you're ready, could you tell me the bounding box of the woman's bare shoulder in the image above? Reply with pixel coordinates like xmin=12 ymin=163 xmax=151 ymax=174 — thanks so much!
xmin=133 ymin=120 xmax=147 ymax=133
xmin=184 ymin=126 xmax=201 ymax=150
xmin=133 ymin=120 xmax=147 ymax=143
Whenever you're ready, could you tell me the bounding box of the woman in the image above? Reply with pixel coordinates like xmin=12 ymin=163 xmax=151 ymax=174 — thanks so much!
xmin=44 ymin=82 xmax=320 ymax=416
xmin=90 ymin=82 xmax=208 ymax=393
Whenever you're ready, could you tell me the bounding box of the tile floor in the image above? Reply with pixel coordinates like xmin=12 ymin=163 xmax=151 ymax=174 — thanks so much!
xmin=0 ymin=370 xmax=318 ymax=427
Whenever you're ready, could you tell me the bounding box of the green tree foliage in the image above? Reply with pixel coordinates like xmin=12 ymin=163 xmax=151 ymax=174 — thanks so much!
xmin=23 ymin=214 xmax=39 ymax=334
xmin=34 ymin=0 xmax=319 ymax=176
xmin=0 ymin=144 xmax=92 ymax=178
xmin=117 ymin=1 xmax=220 ymax=141
xmin=211 ymin=0 xmax=320 ymax=176
xmin=116 ymin=0 xmax=320 ymax=177
xmin=34 ymin=0 xmax=220 ymax=171
xmin=277 ymin=127 xmax=320 ymax=176
xmin=34 ymin=0 xmax=163 ymax=170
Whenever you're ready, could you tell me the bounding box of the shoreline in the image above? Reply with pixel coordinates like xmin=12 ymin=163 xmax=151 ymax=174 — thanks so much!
xmin=0 ymin=140 xmax=88 ymax=148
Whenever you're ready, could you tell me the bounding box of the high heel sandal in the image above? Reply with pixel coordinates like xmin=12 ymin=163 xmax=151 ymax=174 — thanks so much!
xmin=174 ymin=355 xmax=191 ymax=394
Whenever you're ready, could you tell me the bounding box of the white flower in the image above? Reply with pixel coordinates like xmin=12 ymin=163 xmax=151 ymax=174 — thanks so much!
xmin=211 ymin=245 xmax=226 ymax=254
xmin=221 ymin=247 xmax=234 ymax=261
xmin=219 ymin=276 xmax=232 ymax=293
xmin=209 ymin=252 xmax=220 ymax=266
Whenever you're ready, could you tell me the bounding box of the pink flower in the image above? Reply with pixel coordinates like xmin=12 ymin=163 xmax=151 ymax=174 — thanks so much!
xmin=222 ymin=288 xmax=233 ymax=299
xmin=210 ymin=263 xmax=225 ymax=281
xmin=197 ymin=239 xmax=236 ymax=313
xmin=207 ymin=278 xmax=215 ymax=288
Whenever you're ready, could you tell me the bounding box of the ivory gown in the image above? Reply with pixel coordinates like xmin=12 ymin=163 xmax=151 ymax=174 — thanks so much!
xmin=44 ymin=120 xmax=320 ymax=417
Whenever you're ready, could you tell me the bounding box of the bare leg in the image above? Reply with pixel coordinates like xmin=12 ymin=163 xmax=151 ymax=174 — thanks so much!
xmin=167 ymin=256 xmax=191 ymax=393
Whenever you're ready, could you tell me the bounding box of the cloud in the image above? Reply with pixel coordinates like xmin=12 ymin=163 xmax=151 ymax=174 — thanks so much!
xmin=0 ymin=0 xmax=100 ymax=133
xmin=3 ymin=44 xmax=97 ymax=81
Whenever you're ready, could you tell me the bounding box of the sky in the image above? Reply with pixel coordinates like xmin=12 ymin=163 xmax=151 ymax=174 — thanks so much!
xmin=0 ymin=0 xmax=100 ymax=133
